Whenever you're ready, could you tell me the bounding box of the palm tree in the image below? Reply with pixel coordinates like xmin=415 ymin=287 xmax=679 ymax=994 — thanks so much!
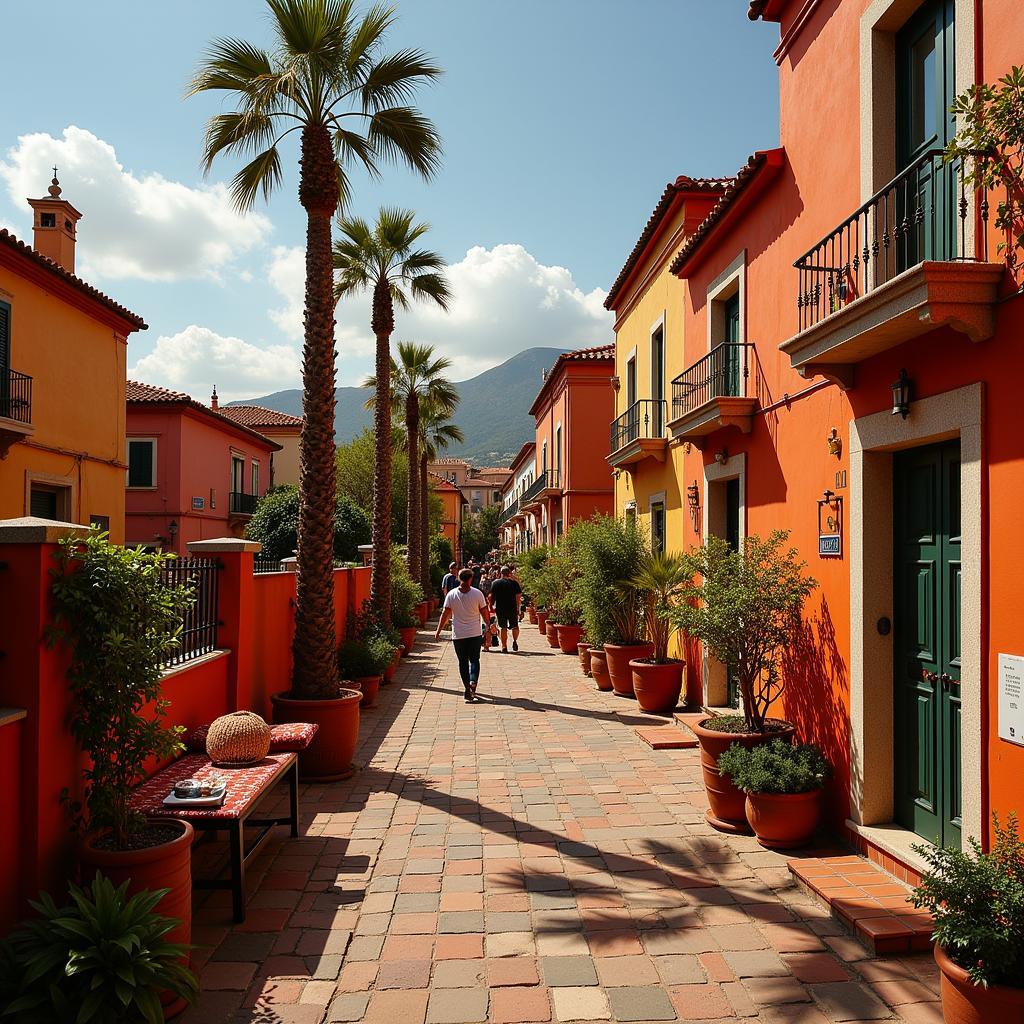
xmin=419 ymin=398 xmax=463 ymax=591
xmin=190 ymin=0 xmax=441 ymax=699
xmin=335 ymin=208 xmax=450 ymax=623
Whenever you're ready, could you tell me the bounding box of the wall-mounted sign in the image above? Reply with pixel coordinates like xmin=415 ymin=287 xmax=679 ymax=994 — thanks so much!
xmin=817 ymin=490 xmax=842 ymax=558
xmin=998 ymin=653 xmax=1024 ymax=746
xmin=192 ymin=497 xmax=205 ymax=510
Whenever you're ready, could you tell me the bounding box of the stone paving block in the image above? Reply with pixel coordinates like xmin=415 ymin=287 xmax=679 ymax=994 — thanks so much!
xmin=375 ymin=958 xmax=432 ymax=989
xmin=490 ymin=986 xmax=552 ymax=1023
xmin=550 ymin=985 xmax=611 ymax=1022
xmin=435 ymin=933 xmax=485 ymax=959
xmin=594 ymin=953 xmax=659 ymax=987
xmin=426 ymin=987 xmax=489 ymax=1023
xmin=540 ymin=955 xmax=599 ymax=987
xmin=722 ymin=949 xmax=789 ymax=978
xmin=809 ymin=981 xmax=892 ymax=1021
xmin=363 ymin=989 xmax=429 ymax=1024
xmin=439 ymin=910 xmax=487 ymax=934
xmin=668 ymin=982 xmax=734 ymax=1020
xmin=395 ymin=893 xmax=442 ymax=913
xmin=432 ymin=959 xmax=486 ymax=988
xmin=326 ymin=991 xmax=371 ymax=1022
xmin=537 ymin=929 xmax=591 ymax=956
xmin=652 ymin=953 xmax=706 ymax=986
xmin=487 ymin=955 xmax=541 ymax=987
xmin=743 ymin=975 xmax=812 ymax=1004
xmin=488 ymin=932 xmax=537 ymax=957
xmin=488 ymin=911 xmax=534 ymax=932
xmin=344 ymin=934 xmax=385 ymax=961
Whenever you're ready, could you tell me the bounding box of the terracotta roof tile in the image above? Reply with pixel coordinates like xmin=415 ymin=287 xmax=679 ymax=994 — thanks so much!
xmin=219 ymin=404 xmax=304 ymax=429
xmin=605 ymin=176 xmax=731 ymax=309
xmin=0 ymin=228 xmax=147 ymax=330
xmin=127 ymin=380 xmax=281 ymax=450
xmin=529 ymin=343 xmax=615 ymax=416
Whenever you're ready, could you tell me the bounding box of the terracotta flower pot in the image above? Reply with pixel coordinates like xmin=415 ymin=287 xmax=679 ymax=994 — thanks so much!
xmin=690 ymin=718 xmax=795 ymax=834
xmin=350 ymin=675 xmax=381 ymax=708
xmin=555 ymin=623 xmax=583 ymax=654
xmin=415 ymin=601 xmax=429 ymax=627
xmin=536 ymin=609 xmax=548 ymax=633
xmin=630 ymin=658 xmax=685 ymax=714
xmin=589 ymin=648 xmax=612 ymax=691
xmin=544 ymin=622 xmax=561 ymax=649
xmin=528 ymin=606 xmax=538 ymax=625
xmin=934 ymin=944 xmax=1024 ymax=1024
xmin=604 ymin=642 xmax=655 ymax=697
xmin=271 ymin=689 xmax=361 ymax=781
xmin=744 ymin=789 xmax=821 ymax=849
xmin=399 ymin=625 xmax=418 ymax=655
xmin=578 ymin=642 xmax=592 ymax=676
xmin=383 ymin=647 xmax=401 ymax=682
xmin=80 ymin=819 xmax=194 ymax=1018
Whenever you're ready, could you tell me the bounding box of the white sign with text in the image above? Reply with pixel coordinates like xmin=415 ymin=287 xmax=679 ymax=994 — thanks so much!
xmin=998 ymin=653 xmax=1024 ymax=746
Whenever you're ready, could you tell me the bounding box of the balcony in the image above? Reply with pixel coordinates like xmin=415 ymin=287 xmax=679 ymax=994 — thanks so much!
xmin=781 ymin=150 xmax=1005 ymax=388
xmin=498 ymin=498 xmax=519 ymax=525
xmin=0 ymin=368 xmax=34 ymax=456
xmin=667 ymin=344 xmax=757 ymax=448
xmin=229 ymin=491 xmax=258 ymax=517
xmin=520 ymin=470 xmax=561 ymax=510
xmin=608 ymin=399 xmax=668 ymax=469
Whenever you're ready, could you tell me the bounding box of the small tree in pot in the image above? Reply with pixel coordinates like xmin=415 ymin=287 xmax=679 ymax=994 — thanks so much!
xmin=628 ymin=552 xmax=688 ymax=714
xmin=671 ymin=531 xmax=817 ymax=832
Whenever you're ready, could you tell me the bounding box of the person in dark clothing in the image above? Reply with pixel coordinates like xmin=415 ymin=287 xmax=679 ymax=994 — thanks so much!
xmin=441 ymin=561 xmax=459 ymax=597
xmin=435 ymin=568 xmax=490 ymax=701
xmin=470 ymin=560 xmax=483 ymax=588
xmin=488 ymin=564 xmax=523 ymax=653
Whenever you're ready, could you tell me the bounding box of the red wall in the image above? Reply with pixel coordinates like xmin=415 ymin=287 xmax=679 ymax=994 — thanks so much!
xmin=0 ymin=718 xmax=24 ymax=933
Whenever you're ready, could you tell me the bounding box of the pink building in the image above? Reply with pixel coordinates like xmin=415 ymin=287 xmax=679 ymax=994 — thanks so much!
xmin=125 ymin=381 xmax=280 ymax=552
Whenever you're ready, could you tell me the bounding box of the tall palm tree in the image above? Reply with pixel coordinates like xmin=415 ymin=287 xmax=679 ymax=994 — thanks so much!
xmin=190 ymin=0 xmax=441 ymax=698
xmin=419 ymin=399 xmax=463 ymax=591
xmin=389 ymin=343 xmax=458 ymax=583
xmin=335 ymin=209 xmax=450 ymax=623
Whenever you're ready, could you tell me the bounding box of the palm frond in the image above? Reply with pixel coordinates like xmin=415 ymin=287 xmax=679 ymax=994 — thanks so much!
xmin=409 ymin=272 xmax=452 ymax=311
xmin=346 ymin=2 xmax=395 ymax=82
xmin=360 ymin=49 xmax=443 ymax=112
xmin=367 ymin=106 xmax=443 ymax=179
xmin=201 ymin=111 xmax=280 ymax=171
xmin=229 ymin=146 xmax=283 ymax=210
xmin=187 ymin=38 xmax=276 ymax=97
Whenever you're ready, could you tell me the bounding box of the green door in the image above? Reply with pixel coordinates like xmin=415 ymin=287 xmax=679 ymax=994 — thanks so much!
xmin=893 ymin=441 xmax=961 ymax=848
xmin=720 ymin=293 xmax=741 ymax=398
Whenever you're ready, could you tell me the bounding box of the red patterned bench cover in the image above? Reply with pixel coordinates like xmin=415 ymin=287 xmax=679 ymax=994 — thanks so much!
xmin=186 ymin=721 xmax=318 ymax=754
xmin=130 ymin=752 xmax=295 ymax=820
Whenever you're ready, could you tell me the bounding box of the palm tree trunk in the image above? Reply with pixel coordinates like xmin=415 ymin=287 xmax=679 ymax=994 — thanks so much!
xmin=370 ymin=277 xmax=394 ymax=627
xmin=405 ymin=394 xmax=421 ymax=583
xmin=419 ymin=451 xmax=430 ymax=594
xmin=292 ymin=124 xmax=339 ymax=699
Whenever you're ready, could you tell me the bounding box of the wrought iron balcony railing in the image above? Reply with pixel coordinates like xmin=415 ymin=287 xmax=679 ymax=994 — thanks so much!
xmin=229 ymin=491 xmax=259 ymax=515
xmin=521 ymin=470 xmax=560 ymax=506
xmin=610 ymin=399 xmax=666 ymax=453
xmin=499 ymin=498 xmax=519 ymax=525
xmin=0 ymin=368 xmax=32 ymax=424
xmin=670 ymin=344 xmax=753 ymax=420
xmin=794 ymin=149 xmax=997 ymax=333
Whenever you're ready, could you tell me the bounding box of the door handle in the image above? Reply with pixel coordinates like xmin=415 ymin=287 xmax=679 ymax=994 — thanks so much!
xmin=940 ymin=673 xmax=959 ymax=687
xmin=921 ymin=669 xmax=938 ymax=683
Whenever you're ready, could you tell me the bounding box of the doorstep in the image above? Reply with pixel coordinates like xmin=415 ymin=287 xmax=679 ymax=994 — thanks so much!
xmin=788 ymin=855 xmax=934 ymax=955
xmin=632 ymin=724 xmax=697 ymax=749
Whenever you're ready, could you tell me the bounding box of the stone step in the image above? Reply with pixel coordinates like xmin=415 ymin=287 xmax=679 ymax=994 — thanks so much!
xmin=788 ymin=855 xmax=934 ymax=955
xmin=632 ymin=725 xmax=698 ymax=749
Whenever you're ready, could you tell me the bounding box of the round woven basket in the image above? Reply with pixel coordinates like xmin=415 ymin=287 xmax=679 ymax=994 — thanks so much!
xmin=206 ymin=711 xmax=271 ymax=766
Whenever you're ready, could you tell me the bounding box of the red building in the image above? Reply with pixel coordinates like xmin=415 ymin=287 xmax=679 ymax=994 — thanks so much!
xmin=125 ymin=381 xmax=279 ymax=552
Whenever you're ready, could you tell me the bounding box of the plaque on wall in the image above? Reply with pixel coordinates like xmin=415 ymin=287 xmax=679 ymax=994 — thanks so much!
xmin=998 ymin=653 xmax=1024 ymax=746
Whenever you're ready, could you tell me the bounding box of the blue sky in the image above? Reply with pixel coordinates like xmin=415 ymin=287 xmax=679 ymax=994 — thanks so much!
xmin=0 ymin=1 xmax=779 ymax=399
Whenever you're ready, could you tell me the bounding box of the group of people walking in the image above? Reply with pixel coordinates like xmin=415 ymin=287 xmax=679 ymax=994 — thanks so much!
xmin=434 ymin=559 xmax=523 ymax=702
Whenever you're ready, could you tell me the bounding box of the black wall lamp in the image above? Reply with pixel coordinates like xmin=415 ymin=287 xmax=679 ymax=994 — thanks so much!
xmin=686 ymin=480 xmax=701 ymax=532
xmin=891 ymin=368 xmax=911 ymax=419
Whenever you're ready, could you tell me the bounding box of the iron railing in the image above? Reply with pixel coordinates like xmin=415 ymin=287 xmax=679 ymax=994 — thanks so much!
xmin=0 ymin=368 xmax=32 ymax=424
xmin=670 ymin=343 xmax=753 ymax=420
xmin=521 ymin=470 xmax=560 ymax=506
xmin=229 ymin=491 xmax=258 ymax=515
xmin=253 ymin=555 xmax=283 ymax=574
xmin=609 ymin=399 xmax=666 ymax=453
xmin=794 ymin=149 xmax=995 ymax=332
xmin=499 ymin=498 xmax=519 ymax=525
xmin=159 ymin=557 xmax=221 ymax=668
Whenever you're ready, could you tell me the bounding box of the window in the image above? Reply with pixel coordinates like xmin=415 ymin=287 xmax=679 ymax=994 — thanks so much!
xmin=231 ymin=455 xmax=245 ymax=493
xmin=127 ymin=438 xmax=156 ymax=488
xmin=650 ymin=499 xmax=666 ymax=556
xmin=555 ymin=426 xmax=562 ymax=482
xmin=651 ymin=324 xmax=665 ymax=434
xmin=30 ymin=484 xmax=69 ymax=521
xmin=493 ymin=490 xmax=501 ymax=502
xmin=626 ymin=356 xmax=637 ymax=408
xmin=542 ymin=441 xmax=548 ymax=474
xmin=89 ymin=514 xmax=110 ymax=533
xmin=40 ymin=212 xmax=56 ymax=228
xmin=251 ymin=461 xmax=259 ymax=496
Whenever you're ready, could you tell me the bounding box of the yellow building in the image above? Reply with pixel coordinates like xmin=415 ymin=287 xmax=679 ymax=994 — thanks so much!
xmin=0 ymin=177 xmax=147 ymax=540
xmin=604 ymin=177 xmax=726 ymax=559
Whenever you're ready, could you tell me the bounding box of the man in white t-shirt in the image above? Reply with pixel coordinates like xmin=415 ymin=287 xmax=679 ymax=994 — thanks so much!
xmin=435 ymin=568 xmax=491 ymax=702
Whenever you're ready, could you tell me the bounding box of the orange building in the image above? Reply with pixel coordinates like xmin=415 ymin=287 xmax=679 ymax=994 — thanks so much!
xmin=499 ymin=441 xmax=537 ymax=554
xmin=216 ymin=393 xmax=304 ymax=488
xmin=430 ymin=471 xmax=463 ymax=565
xmin=0 ymin=177 xmax=147 ymax=539
xmin=125 ymin=381 xmax=279 ymax=552
xmin=608 ymin=0 xmax=1024 ymax=870
xmin=523 ymin=345 xmax=615 ymax=545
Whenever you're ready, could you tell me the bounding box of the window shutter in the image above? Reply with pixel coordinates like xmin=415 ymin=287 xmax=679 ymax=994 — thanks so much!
xmin=0 ymin=301 xmax=10 ymax=374
xmin=128 ymin=440 xmax=153 ymax=487
xmin=30 ymin=488 xmax=58 ymax=520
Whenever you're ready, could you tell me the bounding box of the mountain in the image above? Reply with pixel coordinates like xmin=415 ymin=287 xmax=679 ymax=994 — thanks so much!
xmin=230 ymin=347 xmax=565 ymax=466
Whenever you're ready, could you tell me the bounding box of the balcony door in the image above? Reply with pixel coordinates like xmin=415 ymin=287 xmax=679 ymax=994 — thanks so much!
xmin=896 ymin=0 xmax=956 ymax=270
xmin=651 ymin=326 xmax=664 ymax=436
xmin=722 ymin=293 xmax=741 ymax=398
xmin=232 ymin=456 xmax=245 ymax=495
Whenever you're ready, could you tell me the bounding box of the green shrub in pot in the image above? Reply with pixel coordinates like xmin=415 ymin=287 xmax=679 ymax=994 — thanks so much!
xmin=575 ymin=515 xmax=648 ymax=646
xmin=390 ymin=545 xmax=425 ymax=628
xmin=337 ymin=638 xmax=392 ymax=680
xmin=717 ymin=739 xmax=830 ymax=794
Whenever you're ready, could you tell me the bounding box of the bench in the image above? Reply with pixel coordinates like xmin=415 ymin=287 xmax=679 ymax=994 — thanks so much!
xmin=131 ymin=722 xmax=318 ymax=922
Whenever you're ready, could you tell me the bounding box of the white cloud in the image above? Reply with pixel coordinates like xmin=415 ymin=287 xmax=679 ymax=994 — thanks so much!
xmin=0 ymin=126 xmax=271 ymax=282
xmin=129 ymin=325 xmax=301 ymax=403
xmin=268 ymin=242 xmax=613 ymax=382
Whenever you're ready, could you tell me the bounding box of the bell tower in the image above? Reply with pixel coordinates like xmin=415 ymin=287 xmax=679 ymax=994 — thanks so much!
xmin=27 ymin=170 xmax=82 ymax=273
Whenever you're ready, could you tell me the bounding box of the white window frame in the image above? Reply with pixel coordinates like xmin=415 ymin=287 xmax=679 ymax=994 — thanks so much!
xmin=126 ymin=437 xmax=158 ymax=490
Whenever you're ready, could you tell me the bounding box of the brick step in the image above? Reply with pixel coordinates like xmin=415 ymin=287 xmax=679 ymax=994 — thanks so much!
xmin=632 ymin=725 xmax=698 ymax=749
xmin=789 ymin=855 xmax=934 ymax=955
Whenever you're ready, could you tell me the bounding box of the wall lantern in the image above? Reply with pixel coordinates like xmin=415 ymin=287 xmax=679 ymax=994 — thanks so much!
xmin=610 ymin=375 xmax=621 ymax=392
xmin=827 ymin=428 xmax=842 ymax=458
xmin=891 ymin=368 xmax=911 ymax=419
xmin=686 ymin=481 xmax=700 ymax=511
xmin=714 ymin=448 xmax=729 ymax=466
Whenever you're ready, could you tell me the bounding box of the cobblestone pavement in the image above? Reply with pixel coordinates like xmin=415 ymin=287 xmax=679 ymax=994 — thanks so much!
xmin=186 ymin=621 xmax=943 ymax=1023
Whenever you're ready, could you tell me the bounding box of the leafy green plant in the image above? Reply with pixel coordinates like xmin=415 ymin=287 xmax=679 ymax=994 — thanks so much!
xmin=672 ymin=531 xmax=816 ymax=733
xmin=337 ymin=638 xmax=390 ymax=680
xmin=248 ymin=486 xmax=371 ymax=563
xmin=912 ymin=814 xmax=1024 ymax=989
xmin=515 ymin=545 xmax=549 ymax=607
xmin=0 ymin=873 xmax=198 ymax=1023
xmin=946 ymin=66 xmax=1024 ymax=265
xmin=48 ymin=532 xmax=193 ymax=849
xmin=429 ymin=534 xmax=454 ymax=593
xmin=629 ymin=551 xmax=688 ymax=661
xmin=390 ymin=546 xmax=425 ymax=628
xmin=717 ymin=739 xmax=830 ymax=795
xmin=575 ymin=516 xmax=649 ymax=646
xmin=541 ymin=524 xmax=588 ymax=624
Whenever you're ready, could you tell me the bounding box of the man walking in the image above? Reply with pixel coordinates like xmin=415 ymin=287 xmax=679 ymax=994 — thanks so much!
xmin=488 ymin=564 xmax=523 ymax=653
xmin=435 ymin=568 xmax=491 ymax=701
xmin=440 ymin=561 xmax=459 ymax=597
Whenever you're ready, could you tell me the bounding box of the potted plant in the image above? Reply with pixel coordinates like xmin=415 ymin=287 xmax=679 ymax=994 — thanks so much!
xmin=671 ymin=531 xmax=816 ymax=833
xmin=517 ymin=545 xmax=549 ymax=631
xmin=578 ymin=641 xmax=593 ymax=676
xmin=48 ymin=532 xmax=197 ymax=1006
xmin=0 ymin=874 xmax=199 ymax=1023
xmin=390 ymin=548 xmax=425 ymax=654
xmin=717 ymin=739 xmax=830 ymax=848
xmin=589 ymin=647 xmax=612 ymax=691
xmin=338 ymin=636 xmax=391 ymax=707
xmin=912 ymin=814 xmax=1024 ymax=1023
xmin=629 ymin=552 xmax=688 ymax=713
xmin=603 ymin=583 xmax=654 ymax=697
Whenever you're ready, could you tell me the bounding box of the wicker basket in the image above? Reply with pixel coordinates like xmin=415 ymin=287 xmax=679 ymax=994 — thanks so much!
xmin=206 ymin=711 xmax=271 ymax=766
